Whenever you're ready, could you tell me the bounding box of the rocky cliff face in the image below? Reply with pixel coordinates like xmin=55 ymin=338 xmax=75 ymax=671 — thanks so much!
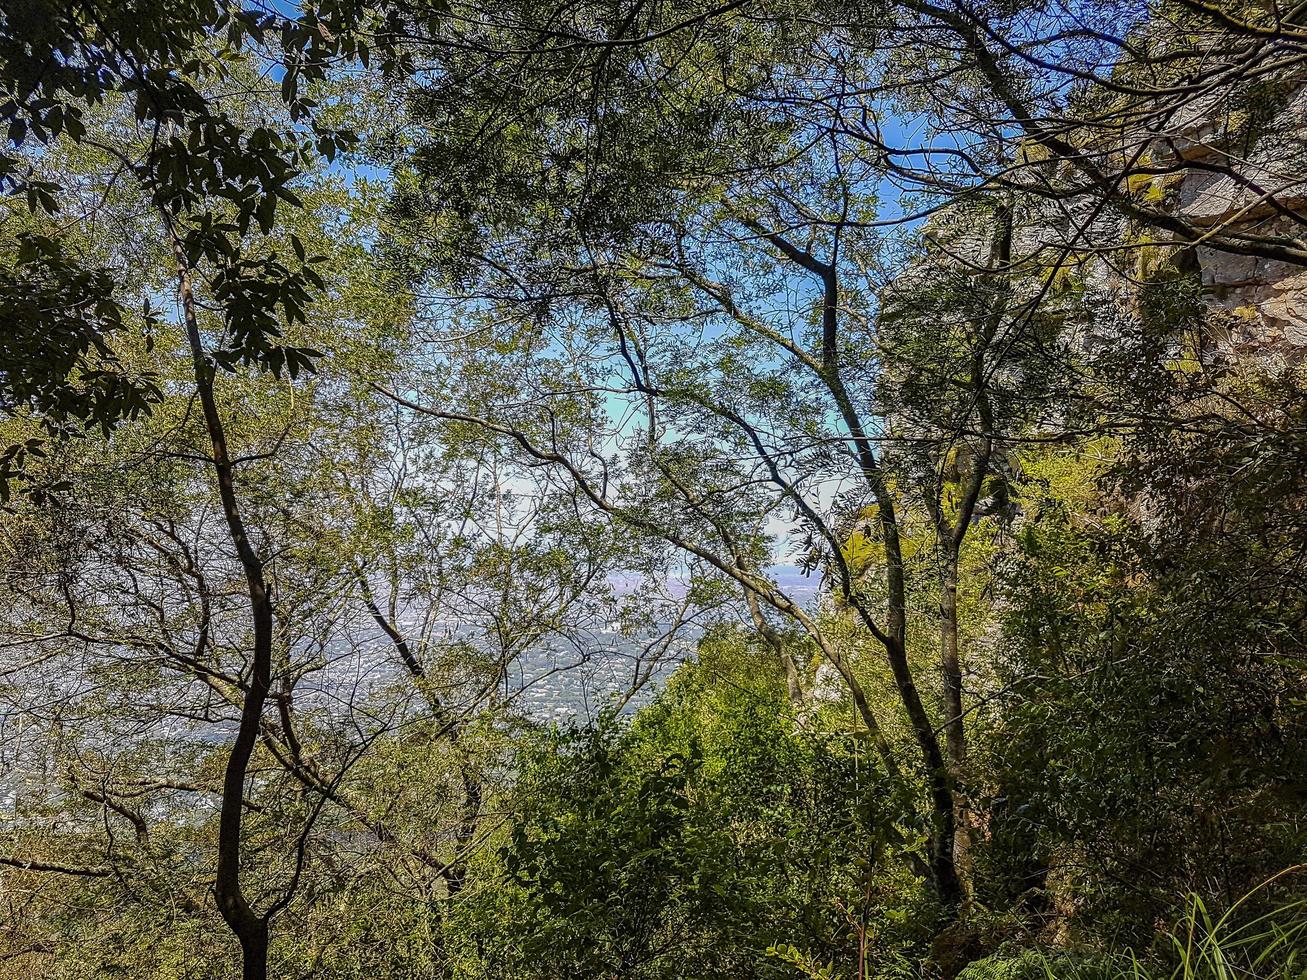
xmin=1165 ymin=84 xmax=1307 ymax=351
xmin=917 ymin=80 xmax=1307 ymax=364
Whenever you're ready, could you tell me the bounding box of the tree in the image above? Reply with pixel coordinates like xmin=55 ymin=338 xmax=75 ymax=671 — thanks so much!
xmin=2 ymin=9 xmax=389 ymax=971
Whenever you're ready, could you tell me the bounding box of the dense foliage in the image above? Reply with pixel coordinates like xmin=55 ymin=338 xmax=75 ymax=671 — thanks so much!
xmin=2 ymin=2 xmax=1306 ymax=979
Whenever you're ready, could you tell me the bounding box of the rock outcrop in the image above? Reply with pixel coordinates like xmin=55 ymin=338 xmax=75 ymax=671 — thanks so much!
xmin=1164 ymin=83 xmax=1307 ymax=349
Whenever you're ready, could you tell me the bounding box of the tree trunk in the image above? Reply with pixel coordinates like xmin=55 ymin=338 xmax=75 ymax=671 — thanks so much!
xmin=939 ymin=554 xmax=972 ymax=881
xmin=238 ymin=919 xmax=270 ymax=980
xmin=822 ymin=256 xmax=962 ymax=908
xmin=814 ymin=261 xmax=962 ymax=907
xmin=939 ymin=560 xmax=965 ymax=773
xmin=172 ymin=229 xmax=273 ymax=980
xmin=884 ymin=632 xmax=963 ymax=908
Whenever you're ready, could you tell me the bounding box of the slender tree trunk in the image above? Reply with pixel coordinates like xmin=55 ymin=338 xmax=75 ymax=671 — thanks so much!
xmin=883 ymin=631 xmax=963 ymax=908
xmin=810 ymin=258 xmax=961 ymax=906
xmin=817 ymin=245 xmax=962 ymax=908
xmin=781 ymin=650 xmax=804 ymax=705
xmin=939 ymin=553 xmax=971 ymax=878
xmin=922 ymin=202 xmax=1012 ymax=900
xmin=838 ymin=383 xmax=962 ymax=907
xmin=445 ymin=767 xmax=483 ymax=896
xmin=171 ymin=230 xmax=273 ymax=980
xmin=939 ymin=557 xmax=965 ymax=775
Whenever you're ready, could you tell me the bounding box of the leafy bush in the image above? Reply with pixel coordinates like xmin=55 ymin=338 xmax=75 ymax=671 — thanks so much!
xmin=453 ymin=630 xmax=933 ymax=979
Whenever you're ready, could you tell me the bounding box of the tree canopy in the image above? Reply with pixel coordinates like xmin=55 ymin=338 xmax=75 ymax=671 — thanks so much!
xmin=1 ymin=2 xmax=1306 ymax=979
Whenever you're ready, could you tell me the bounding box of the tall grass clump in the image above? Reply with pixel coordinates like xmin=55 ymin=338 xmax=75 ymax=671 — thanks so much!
xmin=960 ymin=869 xmax=1307 ymax=980
xmin=1048 ymin=868 xmax=1307 ymax=980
